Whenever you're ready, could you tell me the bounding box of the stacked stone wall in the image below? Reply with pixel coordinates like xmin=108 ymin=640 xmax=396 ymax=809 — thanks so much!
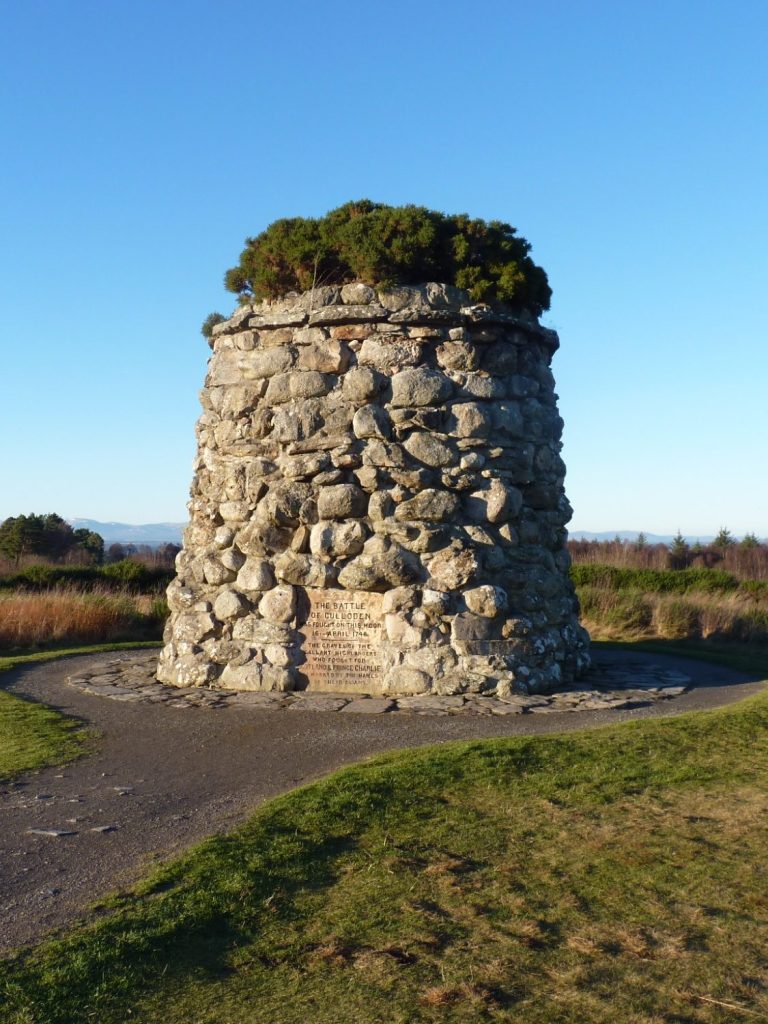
xmin=157 ymin=282 xmax=590 ymax=696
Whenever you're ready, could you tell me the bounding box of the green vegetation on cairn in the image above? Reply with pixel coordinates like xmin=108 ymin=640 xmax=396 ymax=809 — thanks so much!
xmin=1 ymin=642 xmax=767 ymax=1023
xmin=223 ymin=200 xmax=552 ymax=313
xmin=201 ymin=312 xmax=226 ymax=340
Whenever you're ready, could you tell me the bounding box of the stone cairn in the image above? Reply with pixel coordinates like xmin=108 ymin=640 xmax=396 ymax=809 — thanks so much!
xmin=157 ymin=282 xmax=590 ymax=698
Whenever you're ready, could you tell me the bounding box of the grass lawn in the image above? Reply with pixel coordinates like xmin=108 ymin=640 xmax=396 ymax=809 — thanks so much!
xmin=1 ymin=642 xmax=766 ymax=1023
xmin=0 ymin=643 xmax=160 ymax=781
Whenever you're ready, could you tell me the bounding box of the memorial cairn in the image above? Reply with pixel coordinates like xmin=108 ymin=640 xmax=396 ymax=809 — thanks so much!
xmin=157 ymin=205 xmax=590 ymax=698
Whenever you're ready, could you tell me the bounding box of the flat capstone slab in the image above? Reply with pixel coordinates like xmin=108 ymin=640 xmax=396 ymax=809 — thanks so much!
xmin=65 ymin=651 xmax=694 ymax=716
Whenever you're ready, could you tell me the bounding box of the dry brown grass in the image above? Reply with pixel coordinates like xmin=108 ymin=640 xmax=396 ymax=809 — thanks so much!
xmin=579 ymin=587 xmax=768 ymax=643
xmin=569 ymin=538 xmax=768 ymax=579
xmin=0 ymin=586 xmax=164 ymax=650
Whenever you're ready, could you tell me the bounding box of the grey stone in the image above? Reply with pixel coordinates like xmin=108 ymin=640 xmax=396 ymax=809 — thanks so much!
xmin=341 ymin=698 xmax=395 ymax=713
xmin=293 ymin=326 xmax=327 ymax=347
xmin=266 ymin=370 xmax=330 ymax=403
xmin=383 ymin=667 xmax=431 ymax=695
xmin=391 ymin=368 xmax=453 ymax=407
xmin=377 ymin=285 xmax=429 ymax=311
xmin=257 ymin=481 xmax=312 ymax=527
xmin=309 ymin=304 xmax=387 ymax=325
xmin=213 ymin=526 xmax=235 ymax=549
xmin=384 ymin=613 xmax=424 ymax=647
xmin=317 ymin=484 xmax=367 ymax=519
xmin=219 ymin=662 xmax=265 ymax=690
xmin=161 ymin=284 xmax=590 ymax=701
xmin=436 ymin=341 xmax=480 ymax=372
xmin=464 ymin=585 xmax=507 ymax=618
xmin=448 ymin=402 xmax=493 ymax=439
xmin=156 ymin=654 xmax=219 ymax=687
xmin=491 ymin=402 xmax=524 ymax=437
xmin=458 ymin=373 xmax=507 ymax=400
xmin=273 ymin=551 xmax=336 ymax=588
xmin=249 ymin=310 xmax=308 ymax=329
xmin=358 ymin=336 xmax=424 ymax=372
xmin=288 ymin=696 xmax=351 ymax=711
xmin=219 ymin=547 xmax=245 ymax=572
xmin=337 ymin=539 xmax=419 ymax=590
xmin=239 ymin=347 xmax=295 ymax=380
xmin=341 ymin=282 xmax=377 ymax=304
xmin=342 ymin=366 xmax=383 ymax=403
xmin=362 ymin=439 xmax=407 ymax=469
xmin=395 ymin=490 xmax=458 ymax=523
xmin=27 ymin=828 xmax=77 ymax=838
xmin=310 ymin=520 xmax=367 ymax=559
xmin=381 ymin=586 xmax=419 ymax=613
xmin=353 ymin=404 xmax=391 ymax=439
xmin=211 ymin=305 xmax=253 ymax=337
xmin=425 ymin=547 xmax=478 ymax=590
xmin=202 ymin=555 xmax=237 ymax=586
xmin=402 ymin=432 xmax=454 ymax=467
xmin=465 ymin=479 xmax=523 ymax=524
xmin=261 ymin=666 xmax=297 ymax=691
xmin=297 ymin=339 xmax=350 ymax=373
xmin=451 ymin=612 xmax=502 ymax=642
xmin=170 ymin=612 xmax=218 ymax=644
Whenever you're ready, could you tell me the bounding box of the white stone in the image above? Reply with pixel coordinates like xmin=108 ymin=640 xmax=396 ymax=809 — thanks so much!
xmin=236 ymin=558 xmax=275 ymax=592
xmin=214 ymin=526 xmax=235 ymax=549
xmin=464 ymin=585 xmax=507 ymax=618
xmin=309 ymin=521 xmax=366 ymax=559
xmin=258 ymin=585 xmax=296 ymax=623
xmin=341 ymin=282 xmax=377 ymax=304
xmin=219 ymin=662 xmax=264 ymax=690
xmin=212 ymin=589 xmax=247 ymax=622
xmin=383 ymin=667 xmax=431 ymax=695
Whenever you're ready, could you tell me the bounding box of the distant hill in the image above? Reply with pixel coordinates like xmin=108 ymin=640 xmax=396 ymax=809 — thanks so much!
xmin=68 ymin=519 xmax=185 ymax=547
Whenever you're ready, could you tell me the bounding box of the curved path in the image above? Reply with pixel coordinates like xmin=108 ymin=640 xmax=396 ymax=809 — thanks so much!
xmin=0 ymin=650 xmax=764 ymax=952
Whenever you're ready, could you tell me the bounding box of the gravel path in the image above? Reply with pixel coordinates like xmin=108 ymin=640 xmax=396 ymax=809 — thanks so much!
xmin=1 ymin=649 xmax=763 ymax=953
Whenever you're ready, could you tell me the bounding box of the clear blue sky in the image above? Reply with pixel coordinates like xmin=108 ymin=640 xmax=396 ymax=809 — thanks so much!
xmin=1 ymin=0 xmax=766 ymax=536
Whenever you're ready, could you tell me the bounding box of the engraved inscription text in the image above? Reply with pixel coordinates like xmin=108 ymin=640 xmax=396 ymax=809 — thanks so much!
xmin=301 ymin=590 xmax=384 ymax=692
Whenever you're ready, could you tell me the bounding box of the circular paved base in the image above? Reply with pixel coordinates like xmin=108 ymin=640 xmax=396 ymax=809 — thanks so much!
xmin=66 ymin=649 xmax=694 ymax=716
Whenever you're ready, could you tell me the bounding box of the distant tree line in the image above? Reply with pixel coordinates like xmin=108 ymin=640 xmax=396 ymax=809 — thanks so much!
xmin=105 ymin=542 xmax=181 ymax=567
xmin=0 ymin=514 xmax=180 ymax=571
xmin=0 ymin=514 xmax=103 ymax=567
xmin=568 ymin=529 xmax=768 ymax=580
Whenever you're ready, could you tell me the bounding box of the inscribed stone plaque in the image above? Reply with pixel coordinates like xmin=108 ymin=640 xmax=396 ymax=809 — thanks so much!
xmin=300 ymin=590 xmax=384 ymax=693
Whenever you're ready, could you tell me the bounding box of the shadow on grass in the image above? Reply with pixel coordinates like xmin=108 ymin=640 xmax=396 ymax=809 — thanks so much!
xmin=592 ymin=637 xmax=768 ymax=683
xmin=1 ymin=782 xmax=393 ymax=1023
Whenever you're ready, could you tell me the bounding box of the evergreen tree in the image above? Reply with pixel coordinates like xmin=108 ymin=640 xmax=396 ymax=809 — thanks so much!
xmin=224 ymin=201 xmax=552 ymax=313
xmin=713 ymin=527 xmax=735 ymax=550
xmin=0 ymin=514 xmax=103 ymax=566
xmin=668 ymin=530 xmax=690 ymax=569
